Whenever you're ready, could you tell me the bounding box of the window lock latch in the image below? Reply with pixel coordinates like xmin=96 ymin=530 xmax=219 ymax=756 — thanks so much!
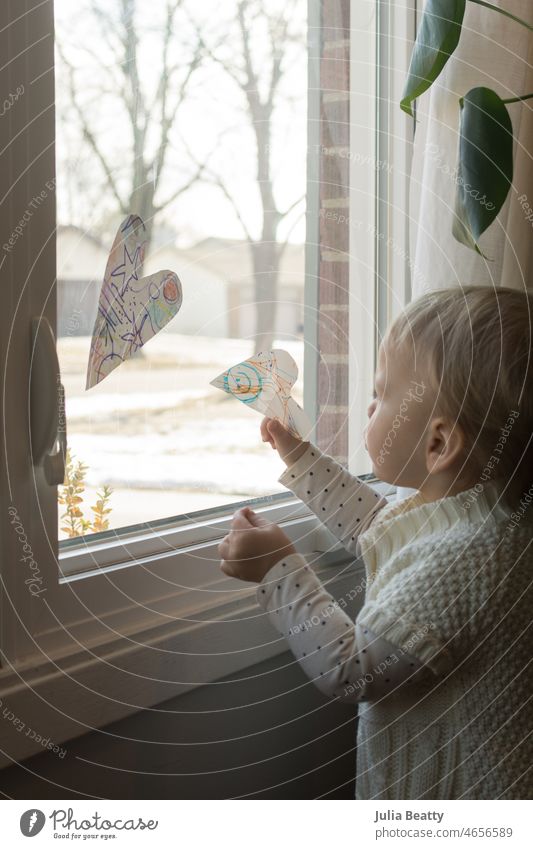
xmin=30 ymin=316 xmax=67 ymax=486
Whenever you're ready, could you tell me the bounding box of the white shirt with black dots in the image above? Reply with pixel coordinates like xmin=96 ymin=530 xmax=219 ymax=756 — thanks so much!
xmin=256 ymin=442 xmax=430 ymax=703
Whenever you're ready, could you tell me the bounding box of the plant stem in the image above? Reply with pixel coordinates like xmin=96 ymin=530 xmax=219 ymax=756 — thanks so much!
xmin=469 ymin=0 xmax=533 ymax=31
xmin=502 ymin=93 xmax=533 ymax=105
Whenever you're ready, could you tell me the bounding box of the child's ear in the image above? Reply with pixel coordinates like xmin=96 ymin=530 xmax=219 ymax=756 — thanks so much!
xmin=425 ymin=417 xmax=466 ymax=475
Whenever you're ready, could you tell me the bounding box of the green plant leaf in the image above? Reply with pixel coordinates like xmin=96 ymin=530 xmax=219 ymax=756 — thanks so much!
xmin=401 ymin=0 xmax=466 ymax=116
xmin=452 ymin=86 xmax=513 ymax=254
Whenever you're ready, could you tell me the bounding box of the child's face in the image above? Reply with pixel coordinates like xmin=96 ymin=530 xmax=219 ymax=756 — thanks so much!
xmin=364 ymin=335 xmax=432 ymax=488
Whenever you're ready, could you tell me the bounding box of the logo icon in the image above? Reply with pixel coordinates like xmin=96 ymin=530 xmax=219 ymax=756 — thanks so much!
xmin=20 ymin=810 xmax=46 ymax=837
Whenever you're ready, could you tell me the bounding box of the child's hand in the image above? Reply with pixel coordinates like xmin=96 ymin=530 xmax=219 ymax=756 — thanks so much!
xmin=260 ymin=416 xmax=309 ymax=467
xmin=219 ymin=507 xmax=296 ymax=583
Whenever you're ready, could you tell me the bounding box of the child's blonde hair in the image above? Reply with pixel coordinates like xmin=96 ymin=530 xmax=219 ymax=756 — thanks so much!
xmin=387 ymin=285 xmax=533 ymax=509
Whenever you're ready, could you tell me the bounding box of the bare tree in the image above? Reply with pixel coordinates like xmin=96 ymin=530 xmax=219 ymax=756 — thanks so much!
xmin=57 ymin=0 xmax=306 ymax=350
xmin=57 ymin=0 xmax=208 ymax=257
xmin=193 ymin=0 xmax=306 ymax=352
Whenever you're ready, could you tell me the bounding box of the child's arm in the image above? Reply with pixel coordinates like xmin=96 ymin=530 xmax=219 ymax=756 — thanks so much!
xmin=262 ymin=418 xmax=389 ymax=555
xmin=256 ymin=550 xmax=433 ymax=703
xmin=219 ymin=508 xmax=433 ymax=704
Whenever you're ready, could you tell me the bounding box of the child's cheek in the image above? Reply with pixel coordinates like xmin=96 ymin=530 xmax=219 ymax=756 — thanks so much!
xmin=364 ymin=413 xmax=383 ymax=463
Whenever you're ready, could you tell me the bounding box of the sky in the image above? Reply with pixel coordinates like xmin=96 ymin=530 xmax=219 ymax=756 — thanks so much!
xmin=54 ymin=0 xmax=308 ymax=248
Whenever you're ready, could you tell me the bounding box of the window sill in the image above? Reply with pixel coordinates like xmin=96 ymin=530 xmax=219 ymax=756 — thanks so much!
xmin=59 ymin=476 xmax=395 ymax=578
xmin=0 ymin=479 xmax=395 ymax=768
xmin=0 ymin=547 xmax=365 ymax=769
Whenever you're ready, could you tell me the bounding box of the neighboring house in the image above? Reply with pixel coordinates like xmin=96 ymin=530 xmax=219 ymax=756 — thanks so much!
xmin=57 ymin=226 xmax=108 ymax=336
xmin=183 ymin=237 xmax=305 ymax=340
xmin=57 ymin=226 xmax=304 ymax=340
xmin=57 ymin=225 xmax=229 ymax=339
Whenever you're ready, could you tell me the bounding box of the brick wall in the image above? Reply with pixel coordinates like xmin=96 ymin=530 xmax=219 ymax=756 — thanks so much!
xmin=315 ymin=0 xmax=350 ymax=464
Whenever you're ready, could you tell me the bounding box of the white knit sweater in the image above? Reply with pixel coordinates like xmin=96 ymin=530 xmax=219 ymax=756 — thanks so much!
xmin=256 ymin=443 xmax=533 ymax=799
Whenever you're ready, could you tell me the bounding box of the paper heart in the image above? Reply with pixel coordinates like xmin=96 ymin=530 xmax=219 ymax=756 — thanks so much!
xmin=86 ymin=214 xmax=182 ymax=389
xmin=210 ymin=348 xmax=311 ymax=439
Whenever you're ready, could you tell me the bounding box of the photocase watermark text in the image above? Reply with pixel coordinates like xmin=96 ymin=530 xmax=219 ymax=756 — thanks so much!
xmin=289 ymin=575 xmax=370 ymax=636
xmin=0 ymin=697 xmax=66 ymax=758
xmin=375 ymin=380 xmax=426 ymax=466
xmin=462 ymin=410 xmax=520 ymax=510
xmin=425 ymin=142 xmax=495 ymax=211
xmin=342 ymin=622 xmax=435 ymax=699
xmin=8 ymin=505 xmax=46 ymax=595
xmin=0 ymin=85 xmax=24 ymax=117
xmin=3 ymin=177 xmax=56 ymax=254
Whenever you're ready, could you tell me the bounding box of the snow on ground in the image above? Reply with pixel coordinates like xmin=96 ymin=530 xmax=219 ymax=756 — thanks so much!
xmin=66 ymin=388 xmax=209 ymax=418
xmin=58 ymin=333 xmax=303 ymax=537
xmin=66 ymin=426 xmax=287 ymax=492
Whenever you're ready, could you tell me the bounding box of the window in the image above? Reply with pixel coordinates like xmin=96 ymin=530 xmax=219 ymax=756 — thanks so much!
xmin=349 ymin=0 xmax=416 ymax=474
xmin=0 ymin=0 xmax=415 ymax=754
xmin=54 ymin=0 xmax=308 ymax=538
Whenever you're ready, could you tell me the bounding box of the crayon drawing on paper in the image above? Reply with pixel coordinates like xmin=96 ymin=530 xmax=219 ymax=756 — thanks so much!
xmin=210 ymin=349 xmax=311 ymax=439
xmin=86 ymin=214 xmax=182 ymax=389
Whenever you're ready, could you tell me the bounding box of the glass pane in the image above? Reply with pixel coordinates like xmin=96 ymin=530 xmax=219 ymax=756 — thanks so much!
xmin=55 ymin=0 xmax=308 ymax=539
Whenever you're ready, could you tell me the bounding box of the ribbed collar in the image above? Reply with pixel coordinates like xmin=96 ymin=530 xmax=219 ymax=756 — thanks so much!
xmin=358 ymin=480 xmax=511 ymax=587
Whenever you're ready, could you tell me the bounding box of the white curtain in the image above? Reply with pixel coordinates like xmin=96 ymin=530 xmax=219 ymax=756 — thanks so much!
xmin=398 ymin=0 xmax=533 ymax=502
xmin=409 ymin=0 xmax=533 ymax=294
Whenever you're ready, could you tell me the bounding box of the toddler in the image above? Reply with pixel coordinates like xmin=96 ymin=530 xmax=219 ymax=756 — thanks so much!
xmin=218 ymin=286 xmax=533 ymax=800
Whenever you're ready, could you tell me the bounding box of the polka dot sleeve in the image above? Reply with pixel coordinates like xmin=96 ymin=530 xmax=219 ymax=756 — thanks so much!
xmin=278 ymin=443 xmax=389 ymax=556
xmin=256 ymin=553 xmax=431 ymax=704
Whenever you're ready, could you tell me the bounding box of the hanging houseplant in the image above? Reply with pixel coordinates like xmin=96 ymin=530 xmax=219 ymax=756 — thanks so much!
xmin=401 ymin=0 xmax=533 ymax=256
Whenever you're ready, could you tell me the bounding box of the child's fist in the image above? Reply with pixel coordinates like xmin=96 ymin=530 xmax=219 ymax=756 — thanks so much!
xmin=218 ymin=507 xmax=296 ymax=583
xmin=260 ymin=417 xmax=308 ymax=466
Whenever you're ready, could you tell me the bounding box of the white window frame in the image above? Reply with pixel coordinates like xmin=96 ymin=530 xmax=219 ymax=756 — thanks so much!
xmin=349 ymin=0 xmax=416 ymax=474
xmin=0 ymin=0 xmax=415 ymax=765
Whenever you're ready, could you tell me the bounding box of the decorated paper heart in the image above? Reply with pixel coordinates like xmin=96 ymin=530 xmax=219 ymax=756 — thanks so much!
xmin=86 ymin=214 xmax=182 ymax=389
xmin=210 ymin=349 xmax=311 ymax=439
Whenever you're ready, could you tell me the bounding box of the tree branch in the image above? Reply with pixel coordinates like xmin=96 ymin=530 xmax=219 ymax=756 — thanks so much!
xmin=237 ymin=1 xmax=263 ymax=120
xmin=154 ymin=38 xmax=203 ymax=191
xmin=189 ymin=18 xmax=245 ymax=90
xmin=207 ymin=173 xmax=255 ymax=242
xmin=151 ymin=0 xmax=182 ymax=191
xmin=87 ymin=0 xmax=122 ymax=51
xmin=279 ymin=193 xmax=305 ymax=220
xmin=277 ymin=208 xmax=305 ymax=260
xmin=119 ymin=0 xmax=148 ymax=186
xmin=57 ymin=43 xmax=125 ymax=211
xmin=154 ymin=158 xmax=211 ymax=212
xmin=74 ymin=42 xmax=125 ymax=96
xmin=172 ymin=129 xmax=255 ymax=239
